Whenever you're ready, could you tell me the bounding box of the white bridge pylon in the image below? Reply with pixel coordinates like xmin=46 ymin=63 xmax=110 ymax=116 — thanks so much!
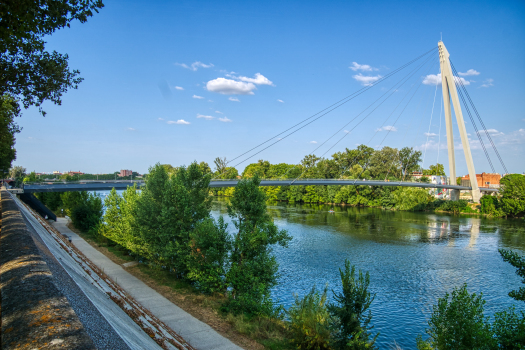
xmin=438 ymin=41 xmax=481 ymax=203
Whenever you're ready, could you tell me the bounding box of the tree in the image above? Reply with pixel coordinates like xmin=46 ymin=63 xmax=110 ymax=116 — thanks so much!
xmin=213 ymin=157 xmax=228 ymax=174
xmin=499 ymin=249 xmax=525 ymax=302
xmin=368 ymin=147 xmax=398 ymax=179
xmin=328 ymin=260 xmax=378 ymax=350
xmin=399 ymin=147 xmax=422 ymax=178
xmin=416 ymin=284 xmax=494 ymax=350
xmin=422 ymin=163 xmax=445 ymax=176
xmin=0 ymin=94 xmax=21 ymax=174
xmin=9 ymin=165 xmax=25 ymax=179
xmin=225 ymin=174 xmax=291 ymax=315
xmin=499 ymin=174 xmax=525 ymax=217
xmin=0 ymin=0 xmax=104 ymax=116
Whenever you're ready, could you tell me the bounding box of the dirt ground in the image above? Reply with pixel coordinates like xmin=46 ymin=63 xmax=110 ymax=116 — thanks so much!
xmin=67 ymin=223 xmax=265 ymax=350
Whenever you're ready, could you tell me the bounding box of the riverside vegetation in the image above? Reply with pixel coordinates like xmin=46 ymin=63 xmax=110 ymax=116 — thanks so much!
xmin=34 ymin=160 xmax=525 ymax=349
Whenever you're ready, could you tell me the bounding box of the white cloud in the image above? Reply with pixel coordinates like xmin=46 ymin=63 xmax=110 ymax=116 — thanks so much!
xmin=422 ymin=73 xmax=470 ymax=86
xmin=234 ymin=73 xmax=274 ymax=86
xmin=481 ymin=79 xmax=494 ymax=88
xmin=175 ymin=86 xmax=184 ymax=90
xmin=344 ymin=130 xmax=350 ymax=134
xmin=168 ymin=120 xmax=190 ymax=125
xmin=424 ymin=132 xmax=437 ymax=137
xmin=477 ymin=128 xmax=504 ymax=136
xmin=219 ymin=117 xmax=232 ymax=122
xmin=353 ymin=74 xmax=382 ymax=86
xmin=310 ymin=141 xmax=318 ymax=144
xmin=229 ymin=97 xmax=240 ymax=102
xmin=349 ymin=62 xmax=377 ymax=72
xmin=158 ymin=118 xmax=165 ymax=121
xmin=206 ymin=78 xmax=256 ymax=95
xmin=215 ymin=110 xmax=223 ymax=114
xmin=126 ymin=127 xmax=136 ymax=131
xmin=193 ymin=95 xmax=204 ymax=99
xmin=175 ymin=61 xmax=214 ymax=71
xmin=376 ymin=126 xmax=397 ymax=132
xmin=277 ymin=99 xmax=284 ymax=103
xmin=458 ymin=69 xmax=480 ymax=76
xmin=197 ymin=114 xmax=215 ymax=120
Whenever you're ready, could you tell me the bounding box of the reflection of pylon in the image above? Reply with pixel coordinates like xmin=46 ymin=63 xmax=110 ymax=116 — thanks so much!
xmin=438 ymin=41 xmax=481 ymax=203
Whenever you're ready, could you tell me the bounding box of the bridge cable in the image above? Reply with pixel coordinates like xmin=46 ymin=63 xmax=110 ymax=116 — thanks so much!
xmin=288 ymin=52 xmax=437 ymax=182
xmin=343 ymin=56 xmax=437 ymax=180
xmin=351 ymin=60 xmax=438 ymax=184
xmin=422 ymin=80 xmax=440 ymax=167
xmin=448 ymin=64 xmax=496 ymax=173
xmin=212 ymin=47 xmax=438 ymax=179
xmin=450 ymin=61 xmax=508 ymax=174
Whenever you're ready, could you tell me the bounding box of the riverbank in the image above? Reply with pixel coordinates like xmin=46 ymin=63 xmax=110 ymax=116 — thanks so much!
xmin=67 ymin=221 xmax=291 ymax=350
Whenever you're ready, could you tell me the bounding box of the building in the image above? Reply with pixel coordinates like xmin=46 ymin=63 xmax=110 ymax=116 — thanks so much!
xmin=461 ymin=172 xmax=501 ymax=188
xmin=119 ymin=169 xmax=132 ymax=177
xmin=53 ymin=171 xmax=62 ymax=175
xmin=410 ymin=171 xmax=423 ymax=180
xmin=68 ymin=171 xmax=84 ymax=176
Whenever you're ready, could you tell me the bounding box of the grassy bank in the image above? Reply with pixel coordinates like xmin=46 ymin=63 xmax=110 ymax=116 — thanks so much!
xmin=69 ymin=222 xmax=292 ymax=350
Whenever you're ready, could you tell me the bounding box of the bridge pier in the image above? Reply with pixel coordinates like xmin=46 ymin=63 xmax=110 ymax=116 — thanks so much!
xmin=450 ymin=189 xmax=460 ymax=201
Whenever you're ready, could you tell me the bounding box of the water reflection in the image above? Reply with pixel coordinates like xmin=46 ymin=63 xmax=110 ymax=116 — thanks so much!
xmin=211 ymin=197 xmax=525 ymax=350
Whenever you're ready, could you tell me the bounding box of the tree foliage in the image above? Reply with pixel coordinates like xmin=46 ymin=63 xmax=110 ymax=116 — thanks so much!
xmin=0 ymin=94 xmax=21 ymax=174
xmin=0 ymin=0 xmax=104 ymax=115
xmin=499 ymin=249 xmax=525 ymax=303
xmin=499 ymin=174 xmax=525 ymax=217
xmin=225 ymin=174 xmax=291 ymax=315
xmin=328 ymin=260 xmax=378 ymax=350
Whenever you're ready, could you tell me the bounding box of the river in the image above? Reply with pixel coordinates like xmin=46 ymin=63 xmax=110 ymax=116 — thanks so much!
xmin=210 ymin=197 xmax=525 ymax=349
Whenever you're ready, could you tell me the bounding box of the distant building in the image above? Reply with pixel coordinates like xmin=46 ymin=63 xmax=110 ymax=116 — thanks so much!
xmin=53 ymin=171 xmax=62 ymax=175
xmin=68 ymin=171 xmax=84 ymax=176
xmin=410 ymin=171 xmax=423 ymax=180
xmin=119 ymin=169 xmax=132 ymax=177
xmin=461 ymin=172 xmax=501 ymax=188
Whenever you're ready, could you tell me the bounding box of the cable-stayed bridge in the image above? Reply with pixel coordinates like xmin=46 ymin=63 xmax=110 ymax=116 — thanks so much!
xmin=18 ymin=41 xmax=506 ymax=202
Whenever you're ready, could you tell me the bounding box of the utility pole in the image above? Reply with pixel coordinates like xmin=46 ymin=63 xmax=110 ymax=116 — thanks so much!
xmin=438 ymin=41 xmax=481 ymax=203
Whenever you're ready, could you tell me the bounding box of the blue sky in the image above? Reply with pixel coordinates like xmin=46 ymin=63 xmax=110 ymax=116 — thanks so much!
xmin=15 ymin=0 xmax=525 ymax=176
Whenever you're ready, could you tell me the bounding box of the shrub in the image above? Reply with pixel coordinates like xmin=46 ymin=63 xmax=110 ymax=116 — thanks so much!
xmin=288 ymin=285 xmax=332 ymax=350
xmin=328 ymin=260 xmax=378 ymax=350
xmin=416 ymin=284 xmax=494 ymax=350
xmin=499 ymin=174 xmax=525 ymax=217
xmin=492 ymin=306 xmax=525 ymax=349
xmin=70 ymin=193 xmax=103 ymax=232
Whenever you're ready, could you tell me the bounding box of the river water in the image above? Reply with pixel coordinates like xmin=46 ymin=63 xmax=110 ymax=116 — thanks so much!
xmin=210 ymin=197 xmax=525 ymax=349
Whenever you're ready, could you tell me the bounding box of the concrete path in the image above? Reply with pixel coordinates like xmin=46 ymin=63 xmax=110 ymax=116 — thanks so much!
xmin=52 ymin=218 xmax=243 ymax=350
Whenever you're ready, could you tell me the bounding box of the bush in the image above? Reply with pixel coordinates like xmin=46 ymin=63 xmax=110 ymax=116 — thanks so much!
xmin=436 ymin=200 xmax=469 ymax=214
xmin=499 ymin=174 xmax=525 ymax=217
xmin=288 ymin=285 xmax=332 ymax=350
xmin=480 ymin=195 xmax=501 ymax=216
xmin=416 ymin=284 xmax=494 ymax=350
xmin=328 ymin=260 xmax=378 ymax=350
xmin=70 ymin=193 xmax=103 ymax=233
xmin=492 ymin=306 xmax=525 ymax=349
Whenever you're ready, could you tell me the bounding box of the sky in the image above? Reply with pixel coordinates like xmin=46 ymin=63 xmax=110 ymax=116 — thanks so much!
xmin=14 ymin=0 xmax=525 ymax=176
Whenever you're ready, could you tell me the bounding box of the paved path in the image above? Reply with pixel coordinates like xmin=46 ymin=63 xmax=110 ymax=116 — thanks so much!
xmin=52 ymin=218 xmax=243 ymax=350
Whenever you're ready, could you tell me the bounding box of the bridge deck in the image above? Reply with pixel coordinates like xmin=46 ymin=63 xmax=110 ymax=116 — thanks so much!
xmin=20 ymin=179 xmax=498 ymax=193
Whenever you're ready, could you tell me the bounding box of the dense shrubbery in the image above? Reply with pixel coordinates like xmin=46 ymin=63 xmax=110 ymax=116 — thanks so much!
xmin=101 ymin=164 xmax=290 ymax=316
xmin=288 ymin=260 xmax=378 ymax=350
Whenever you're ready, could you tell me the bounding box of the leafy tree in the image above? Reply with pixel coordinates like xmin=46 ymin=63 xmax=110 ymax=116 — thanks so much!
xmin=136 ymin=162 xmax=212 ymax=276
xmin=499 ymin=249 xmax=525 ymax=302
xmin=225 ymin=174 xmax=291 ymax=315
xmin=416 ymin=284 xmax=494 ymax=350
xmin=70 ymin=192 xmax=102 ymax=233
xmin=422 ymin=163 xmax=445 ymax=176
xmin=0 ymin=94 xmax=21 ymax=174
xmin=367 ymin=147 xmax=398 ymax=179
xmin=23 ymin=171 xmax=37 ymax=182
xmin=499 ymin=174 xmax=525 ymax=217
xmin=288 ymin=285 xmax=332 ymax=350
xmin=399 ymin=147 xmax=422 ymax=178
xmin=480 ymin=195 xmax=501 ymax=217
xmin=9 ymin=165 xmax=26 ymax=179
xmin=213 ymin=156 xmax=228 ymax=174
xmin=328 ymin=260 xmax=378 ymax=350
xmin=492 ymin=306 xmax=525 ymax=349
xmin=60 ymin=190 xmax=88 ymax=216
xmin=187 ymin=217 xmax=231 ymax=294
xmin=0 ymin=0 xmax=104 ymax=116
